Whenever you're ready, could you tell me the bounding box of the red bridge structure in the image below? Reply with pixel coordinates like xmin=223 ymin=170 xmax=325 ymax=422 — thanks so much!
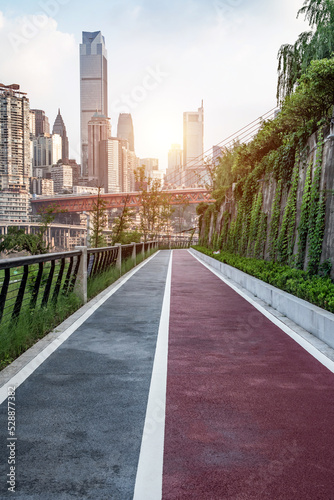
xmin=31 ymin=188 xmax=215 ymax=214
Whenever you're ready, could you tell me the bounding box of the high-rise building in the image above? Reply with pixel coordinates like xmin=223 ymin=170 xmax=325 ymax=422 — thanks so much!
xmin=66 ymin=159 xmax=81 ymax=186
xmin=87 ymin=112 xmax=111 ymax=186
xmin=140 ymin=158 xmax=159 ymax=182
xmin=30 ymin=177 xmax=54 ymax=196
xmin=183 ymin=101 xmax=204 ymax=186
xmin=30 ymin=109 xmax=50 ymax=137
xmin=80 ymin=31 xmax=108 ymax=176
xmin=32 ymin=134 xmax=62 ymax=175
xmin=51 ymin=163 xmax=73 ymax=193
xmin=117 ymin=113 xmax=134 ymax=152
xmin=99 ymin=137 xmax=122 ymax=193
xmin=29 ymin=110 xmax=36 ymax=138
xmin=166 ymin=144 xmax=183 ymax=186
xmin=52 ymin=109 xmax=69 ymax=161
xmin=0 ymin=83 xmax=31 ymax=222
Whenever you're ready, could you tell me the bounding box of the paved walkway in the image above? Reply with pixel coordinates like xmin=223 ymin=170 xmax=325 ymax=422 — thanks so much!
xmin=0 ymin=250 xmax=334 ymax=499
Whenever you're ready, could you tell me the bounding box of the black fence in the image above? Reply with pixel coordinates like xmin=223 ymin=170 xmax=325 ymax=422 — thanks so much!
xmin=0 ymin=251 xmax=82 ymax=327
xmin=0 ymin=241 xmax=158 ymax=328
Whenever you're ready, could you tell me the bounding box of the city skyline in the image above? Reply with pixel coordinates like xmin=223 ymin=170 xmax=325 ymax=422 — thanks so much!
xmin=0 ymin=0 xmax=309 ymax=171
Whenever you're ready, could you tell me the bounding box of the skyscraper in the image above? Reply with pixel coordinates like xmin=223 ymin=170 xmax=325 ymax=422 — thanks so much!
xmin=117 ymin=113 xmax=134 ymax=152
xmin=87 ymin=112 xmax=111 ymax=186
xmin=166 ymin=144 xmax=183 ymax=185
xmin=0 ymin=83 xmax=31 ymax=222
xmin=80 ymin=31 xmax=108 ymax=176
xmin=30 ymin=109 xmax=50 ymax=137
xmin=99 ymin=137 xmax=122 ymax=193
xmin=32 ymin=134 xmax=62 ymax=175
xmin=52 ymin=109 xmax=69 ymax=161
xmin=183 ymin=101 xmax=204 ymax=186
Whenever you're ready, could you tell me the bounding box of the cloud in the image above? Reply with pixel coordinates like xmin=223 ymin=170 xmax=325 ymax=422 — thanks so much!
xmin=0 ymin=0 xmax=313 ymax=169
xmin=0 ymin=11 xmax=79 ymax=158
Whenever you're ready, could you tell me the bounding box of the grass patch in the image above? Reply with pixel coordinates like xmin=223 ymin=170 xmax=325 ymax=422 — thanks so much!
xmin=0 ymin=292 xmax=82 ymax=370
xmin=193 ymin=245 xmax=334 ymax=313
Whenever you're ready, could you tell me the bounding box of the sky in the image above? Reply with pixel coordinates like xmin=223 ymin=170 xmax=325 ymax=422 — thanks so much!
xmin=0 ymin=0 xmax=310 ymax=171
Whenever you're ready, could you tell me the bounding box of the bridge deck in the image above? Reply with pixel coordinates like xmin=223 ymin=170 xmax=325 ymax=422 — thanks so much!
xmin=0 ymin=249 xmax=333 ymax=499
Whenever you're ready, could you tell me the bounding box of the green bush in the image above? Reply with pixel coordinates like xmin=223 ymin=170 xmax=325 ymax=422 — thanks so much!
xmin=193 ymin=245 xmax=334 ymax=313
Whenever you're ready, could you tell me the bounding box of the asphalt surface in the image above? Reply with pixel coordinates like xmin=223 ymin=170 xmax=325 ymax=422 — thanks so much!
xmin=0 ymin=249 xmax=334 ymax=499
xmin=0 ymin=250 xmax=171 ymax=500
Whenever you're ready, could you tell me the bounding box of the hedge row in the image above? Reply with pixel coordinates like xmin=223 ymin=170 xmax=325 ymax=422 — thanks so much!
xmin=193 ymin=246 xmax=334 ymax=314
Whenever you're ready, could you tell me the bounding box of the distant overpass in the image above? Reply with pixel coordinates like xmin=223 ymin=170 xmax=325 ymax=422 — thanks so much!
xmin=31 ymin=188 xmax=215 ymax=214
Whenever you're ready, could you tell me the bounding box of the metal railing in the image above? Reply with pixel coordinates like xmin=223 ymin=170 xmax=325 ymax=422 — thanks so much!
xmin=0 ymin=241 xmax=158 ymax=328
xmin=0 ymin=250 xmax=81 ymax=326
xmin=156 ymin=235 xmax=198 ymax=249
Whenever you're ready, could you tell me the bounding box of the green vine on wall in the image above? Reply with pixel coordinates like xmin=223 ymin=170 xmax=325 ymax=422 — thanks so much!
xmin=254 ymin=212 xmax=268 ymax=259
xmin=276 ymin=154 xmax=300 ymax=264
xmin=247 ymin=192 xmax=263 ymax=257
xmin=308 ymin=190 xmax=327 ymax=274
xmin=296 ymin=159 xmax=313 ymax=269
xmin=268 ymin=179 xmax=282 ymax=260
xmin=307 ymin=132 xmax=324 ymax=274
xmin=220 ymin=212 xmax=230 ymax=248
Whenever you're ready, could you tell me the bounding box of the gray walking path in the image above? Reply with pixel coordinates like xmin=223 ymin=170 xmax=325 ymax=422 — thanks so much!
xmin=0 ymin=250 xmax=171 ymax=500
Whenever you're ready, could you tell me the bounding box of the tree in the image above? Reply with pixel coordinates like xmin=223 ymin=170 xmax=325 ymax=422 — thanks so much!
xmin=277 ymin=0 xmax=334 ymax=102
xmin=89 ymin=186 xmax=108 ymax=248
xmin=37 ymin=203 xmax=67 ymax=248
xmin=111 ymin=195 xmax=141 ymax=244
xmin=173 ymin=195 xmax=190 ymax=234
xmin=0 ymin=227 xmax=48 ymax=255
xmin=0 ymin=203 xmax=67 ymax=255
xmin=135 ymin=166 xmax=174 ymax=241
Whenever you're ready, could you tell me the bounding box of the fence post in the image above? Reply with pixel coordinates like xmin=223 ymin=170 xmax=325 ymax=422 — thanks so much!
xmin=74 ymin=246 xmax=87 ymax=304
xmin=116 ymin=243 xmax=122 ymax=271
xmin=131 ymin=242 xmax=136 ymax=264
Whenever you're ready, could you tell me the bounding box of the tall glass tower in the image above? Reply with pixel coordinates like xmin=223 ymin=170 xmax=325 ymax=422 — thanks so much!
xmin=80 ymin=31 xmax=108 ymax=176
xmin=117 ymin=113 xmax=135 ymax=152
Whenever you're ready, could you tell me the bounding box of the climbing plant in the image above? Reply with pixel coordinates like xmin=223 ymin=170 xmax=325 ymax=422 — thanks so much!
xmin=247 ymin=192 xmax=263 ymax=258
xmin=254 ymin=212 xmax=268 ymax=259
xmin=296 ymin=159 xmax=313 ymax=268
xmin=306 ymin=131 xmax=324 ymax=273
xmin=220 ymin=212 xmax=230 ymax=248
xmin=268 ymin=179 xmax=282 ymax=260
xmin=276 ymin=155 xmax=300 ymax=263
xmin=308 ymin=190 xmax=327 ymax=274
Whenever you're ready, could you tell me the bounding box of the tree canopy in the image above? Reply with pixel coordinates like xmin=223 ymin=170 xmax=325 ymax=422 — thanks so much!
xmin=277 ymin=0 xmax=334 ymax=102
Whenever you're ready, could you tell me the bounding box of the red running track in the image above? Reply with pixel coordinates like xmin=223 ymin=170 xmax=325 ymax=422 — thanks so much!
xmin=162 ymin=250 xmax=334 ymax=500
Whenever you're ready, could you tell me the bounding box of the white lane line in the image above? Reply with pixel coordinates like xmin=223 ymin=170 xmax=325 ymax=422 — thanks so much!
xmin=133 ymin=251 xmax=172 ymax=500
xmin=189 ymin=250 xmax=334 ymax=374
xmin=0 ymin=251 xmax=161 ymax=405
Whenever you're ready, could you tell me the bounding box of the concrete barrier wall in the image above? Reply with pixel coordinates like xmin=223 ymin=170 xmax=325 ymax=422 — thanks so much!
xmin=190 ymin=248 xmax=334 ymax=350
